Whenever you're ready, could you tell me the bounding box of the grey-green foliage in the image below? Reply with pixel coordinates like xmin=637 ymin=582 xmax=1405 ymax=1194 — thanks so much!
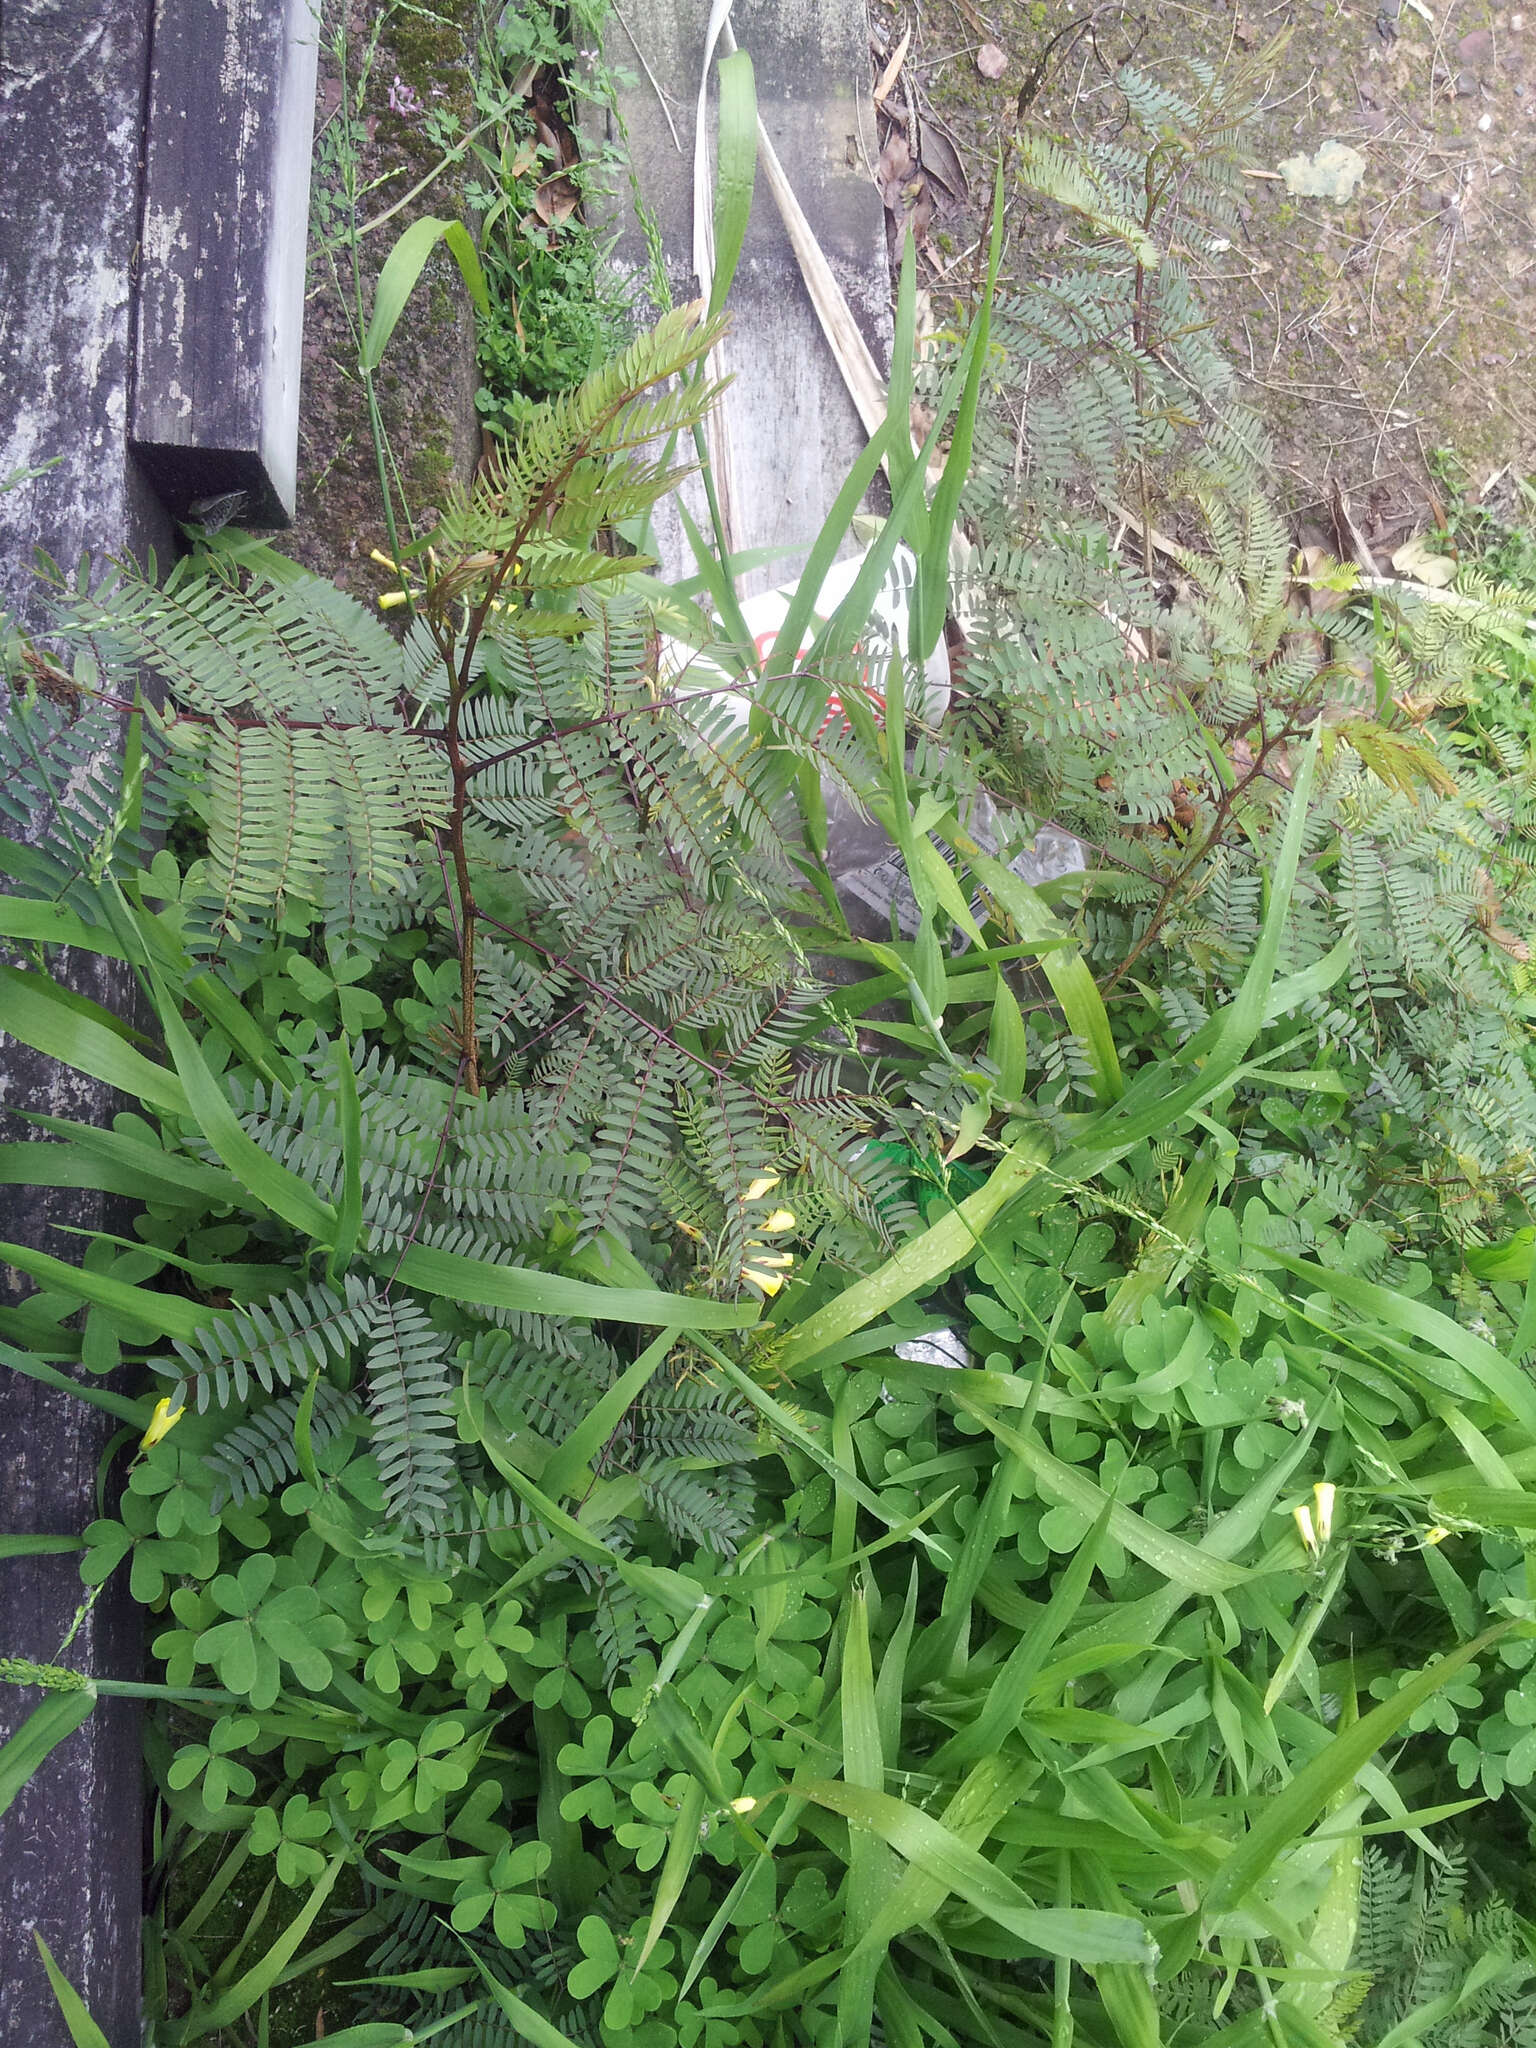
xmin=941 ymin=54 xmax=1536 ymax=1237
xmin=26 ymin=307 xmax=906 ymax=1283
xmin=0 ymin=677 xmax=182 ymax=908
xmin=1337 ymin=1847 xmax=1536 ymax=2047
xmin=0 ymin=304 xmax=913 ymax=1558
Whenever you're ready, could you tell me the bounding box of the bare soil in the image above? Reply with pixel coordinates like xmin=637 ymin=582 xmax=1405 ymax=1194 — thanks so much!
xmin=869 ymin=0 xmax=1536 ymax=552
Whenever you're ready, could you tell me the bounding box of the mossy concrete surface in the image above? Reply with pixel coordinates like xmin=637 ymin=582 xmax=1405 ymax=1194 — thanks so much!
xmin=286 ymin=0 xmax=483 ymax=600
xmin=872 ymin=0 xmax=1534 ymax=546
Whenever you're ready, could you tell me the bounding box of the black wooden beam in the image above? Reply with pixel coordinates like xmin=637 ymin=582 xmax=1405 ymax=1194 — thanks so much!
xmin=129 ymin=0 xmax=320 ymax=527
xmin=0 ymin=6 xmax=166 ymax=2036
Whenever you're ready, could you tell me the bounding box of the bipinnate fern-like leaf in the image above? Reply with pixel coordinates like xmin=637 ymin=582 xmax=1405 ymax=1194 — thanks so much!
xmin=431 ymin=300 xmax=729 ymax=577
xmin=362 ymin=1292 xmax=459 ymax=1534
xmin=66 ymin=569 xmax=448 ymax=941
xmin=171 ymin=1275 xmax=376 ymax=1414
xmin=1011 ymin=133 xmax=1159 ymax=267
xmin=205 ymin=1381 xmax=364 ymax=1510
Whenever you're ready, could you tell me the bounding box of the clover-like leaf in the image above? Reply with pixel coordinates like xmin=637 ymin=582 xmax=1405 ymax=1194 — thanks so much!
xmin=568 ymin=1913 xmax=622 ymax=2001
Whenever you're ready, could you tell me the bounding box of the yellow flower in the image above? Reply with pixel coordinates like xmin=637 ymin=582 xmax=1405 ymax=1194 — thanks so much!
xmin=759 ymin=1209 xmax=796 ymax=1234
xmin=1293 ymin=1502 xmax=1318 ymax=1555
xmin=140 ymin=1396 xmax=185 ymax=1452
xmin=377 ymin=589 xmax=410 ymax=611
xmin=744 ymin=1174 xmax=781 ymax=1203
xmin=742 ymin=1266 xmax=787 ymax=1297
xmin=1312 ymin=1481 xmax=1336 ymax=1547
xmin=1423 ymin=1525 xmax=1451 ymax=1548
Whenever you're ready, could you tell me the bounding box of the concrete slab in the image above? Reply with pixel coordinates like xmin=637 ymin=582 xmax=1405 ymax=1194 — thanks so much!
xmin=591 ymin=0 xmax=888 ymax=590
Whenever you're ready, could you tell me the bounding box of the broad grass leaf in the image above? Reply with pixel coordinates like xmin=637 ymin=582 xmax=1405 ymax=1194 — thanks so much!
xmin=0 ymin=964 xmax=187 ymax=1116
xmin=395 ymin=1243 xmax=756 ymax=1331
xmin=1202 ymin=1623 xmax=1512 ymax=1919
xmin=32 ymin=1933 xmax=110 ymax=2048
xmin=1 ymin=1687 xmax=96 ymax=1821
xmin=791 ymin=1779 xmax=1157 ymax=1965
xmin=363 ymin=217 xmax=489 ymax=371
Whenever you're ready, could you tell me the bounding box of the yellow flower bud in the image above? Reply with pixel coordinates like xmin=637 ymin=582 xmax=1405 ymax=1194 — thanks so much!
xmin=140 ymin=1396 xmax=185 ymax=1452
xmin=1293 ymin=1502 xmax=1317 ymax=1555
xmin=377 ymin=590 xmax=409 ymax=611
xmin=1312 ymin=1481 xmax=1336 ymax=1547
xmin=1423 ymin=1525 xmax=1450 ymax=1548
xmin=742 ymin=1265 xmax=787 ymax=1297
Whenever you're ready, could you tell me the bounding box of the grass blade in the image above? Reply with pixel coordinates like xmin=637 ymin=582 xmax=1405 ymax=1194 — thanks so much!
xmin=180 ymin=1852 xmax=346 ymax=2037
xmin=776 ymin=1134 xmax=1049 ymax=1372
xmin=393 ymin=1244 xmax=755 ymax=1330
xmin=540 ymin=1328 xmax=679 ymax=1497
xmin=32 ymin=1933 xmax=110 ymax=2048
xmin=1202 ymin=1623 xmax=1512 ymax=1918
xmin=362 ymin=217 xmax=489 ymax=370
xmin=1 ymin=1687 xmax=96 ymax=1821
xmin=0 ymin=1239 xmax=208 ymax=1342
xmin=708 ymin=51 xmax=757 ymax=319
xmin=791 ymin=1780 xmax=1156 ymax=1966
xmin=838 ymin=1580 xmax=891 ymax=2044
xmin=0 ymin=965 xmax=186 ymax=1116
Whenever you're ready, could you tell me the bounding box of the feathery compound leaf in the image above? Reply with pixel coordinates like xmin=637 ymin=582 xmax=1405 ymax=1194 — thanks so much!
xmin=363 ymin=1293 xmax=459 ymax=1533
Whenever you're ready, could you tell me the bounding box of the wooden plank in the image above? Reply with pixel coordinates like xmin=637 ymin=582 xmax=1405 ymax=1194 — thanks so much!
xmin=1 ymin=9 xmax=172 ymax=2041
xmin=590 ymin=0 xmax=889 ymax=590
xmin=130 ymin=0 xmax=320 ymax=527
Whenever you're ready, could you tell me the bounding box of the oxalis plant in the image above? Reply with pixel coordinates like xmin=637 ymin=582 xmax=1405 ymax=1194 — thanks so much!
xmin=6 ymin=39 xmax=1536 ymax=2048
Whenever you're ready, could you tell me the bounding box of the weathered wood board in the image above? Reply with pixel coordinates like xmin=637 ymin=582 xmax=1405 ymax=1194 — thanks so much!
xmin=130 ymin=0 xmax=320 ymax=527
xmin=0 ymin=1 xmax=166 ymax=2034
xmin=591 ymin=0 xmax=889 ymax=590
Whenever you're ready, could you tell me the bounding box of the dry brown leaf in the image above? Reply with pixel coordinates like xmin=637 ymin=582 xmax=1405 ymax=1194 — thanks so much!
xmin=878 ymin=128 xmax=914 ymax=201
xmin=918 ymin=121 xmax=970 ymax=200
xmin=532 ymin=175 xmax=580 ymax=226
xmin=874 ymin=23 xmax=913 ymax=105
